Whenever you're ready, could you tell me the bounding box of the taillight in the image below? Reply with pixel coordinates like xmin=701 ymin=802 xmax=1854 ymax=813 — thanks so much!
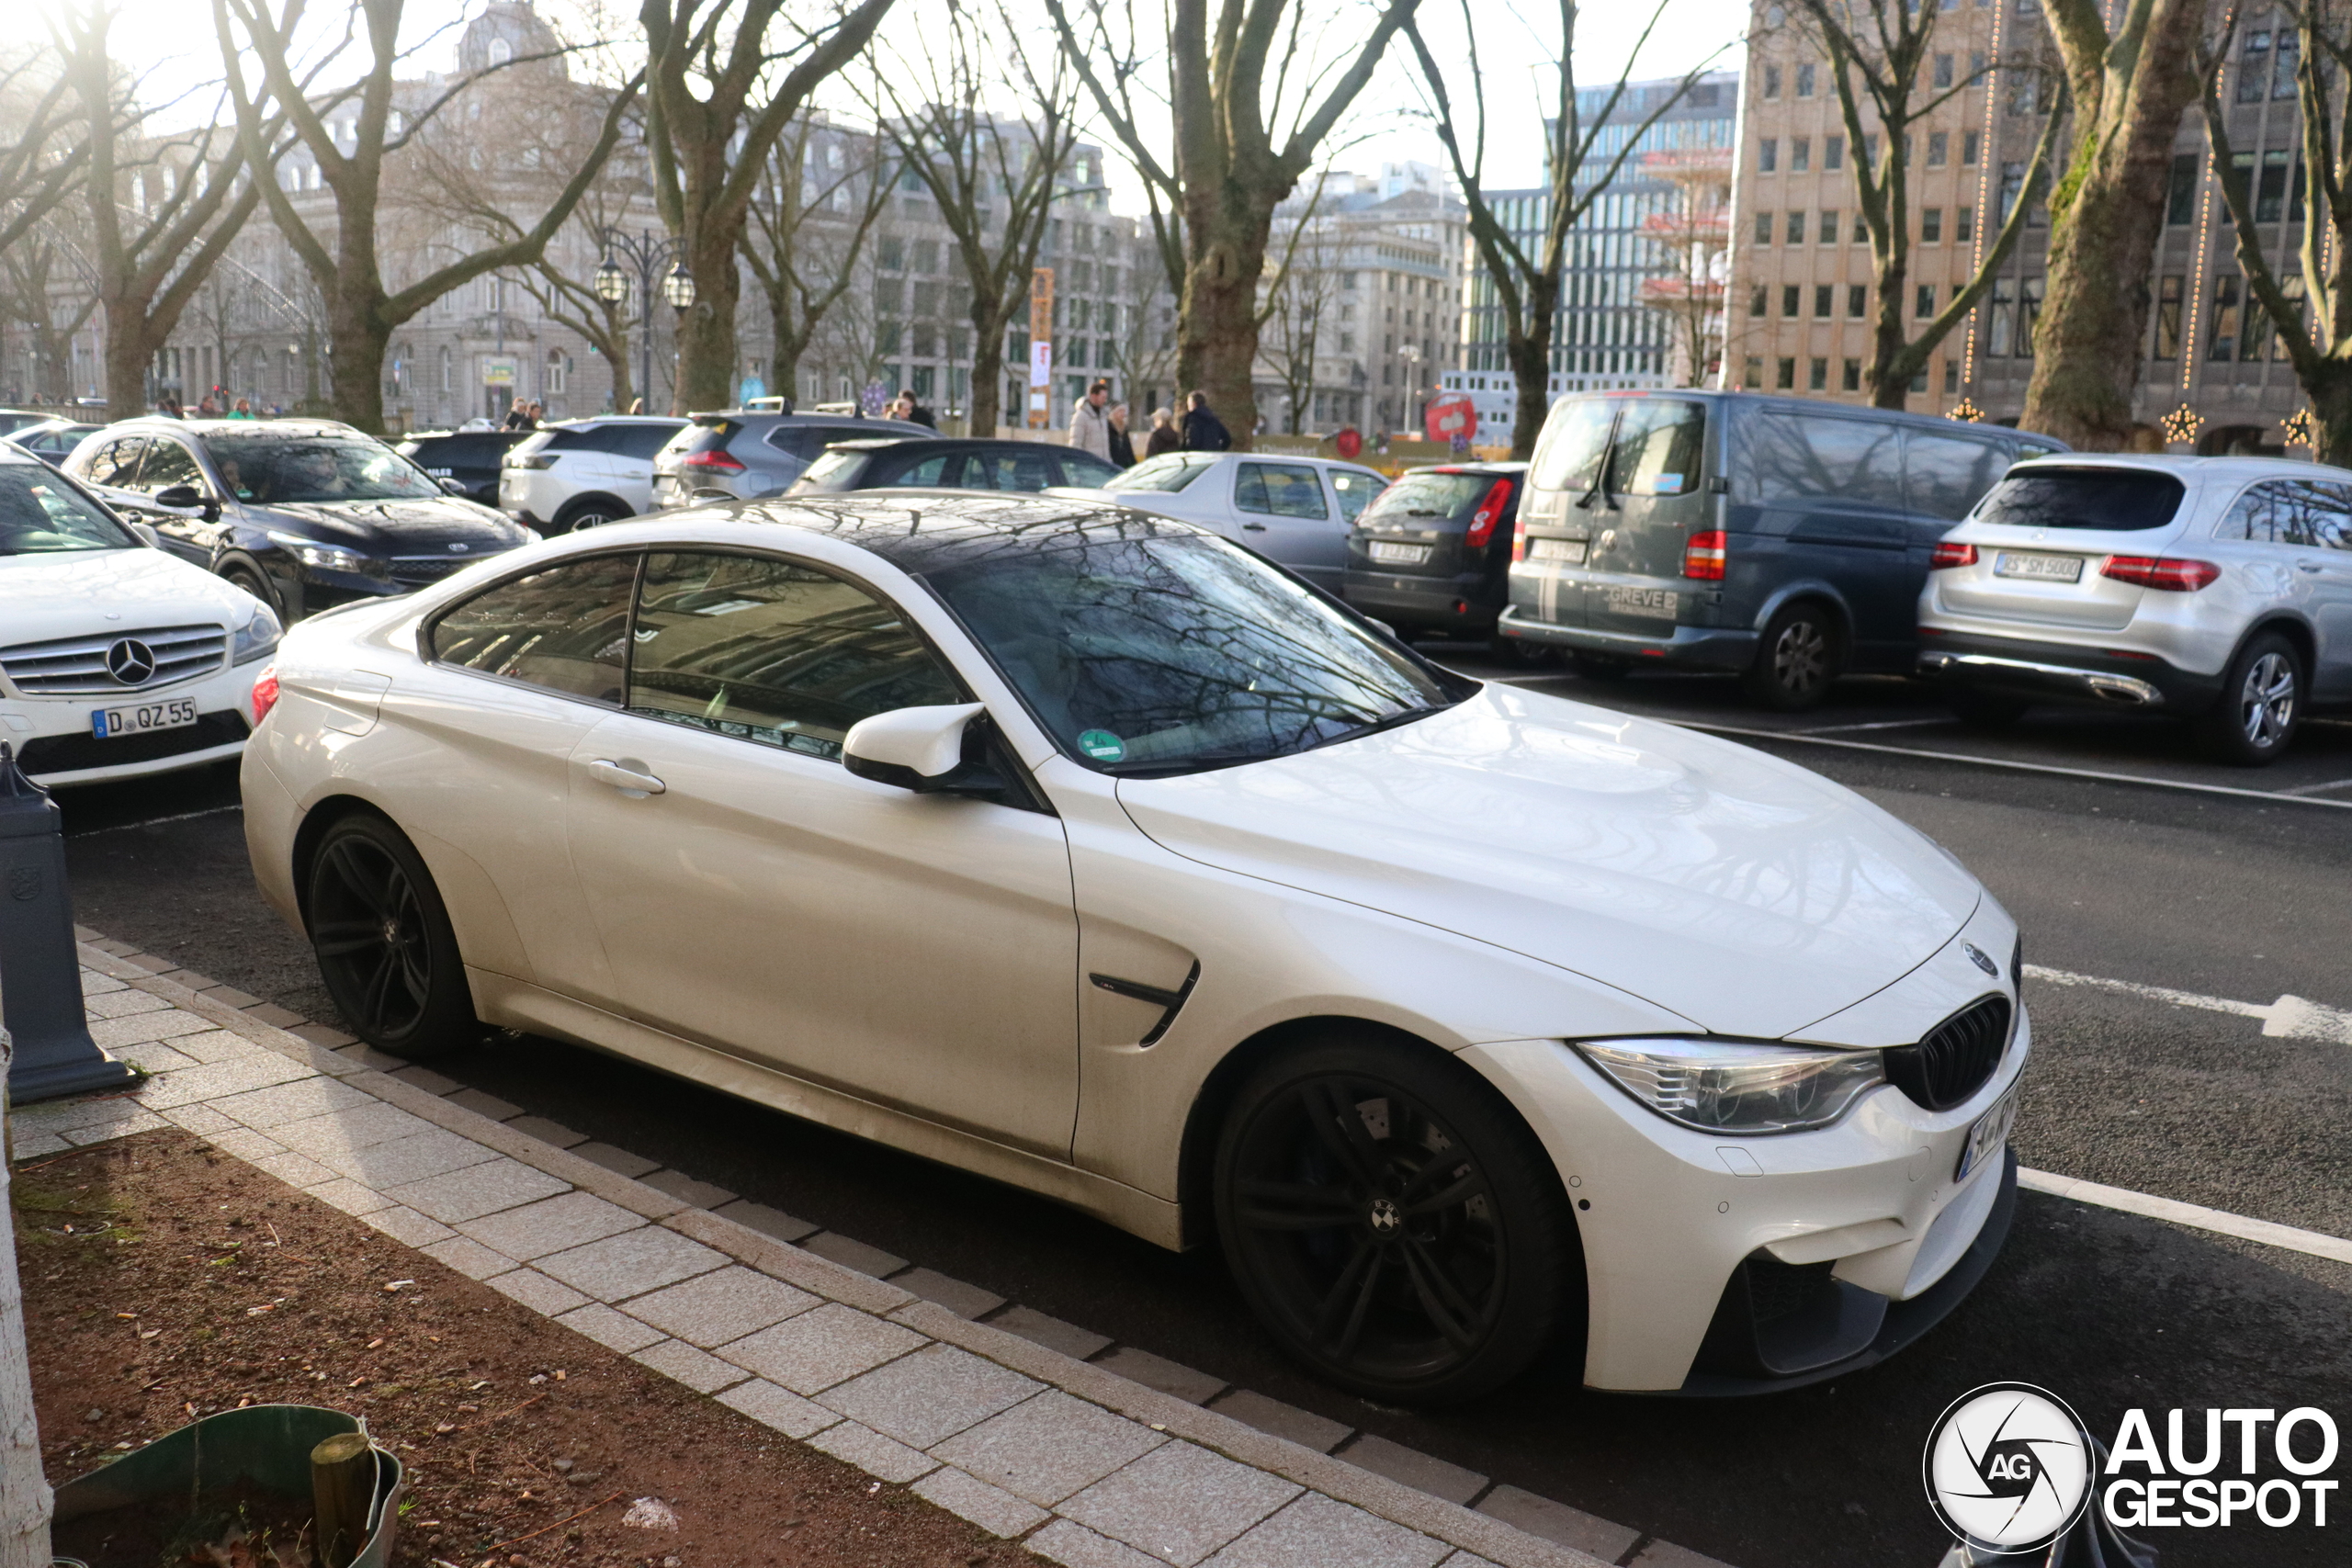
xmin=251 ymin=664 xmax=280 ymax=726
xmin=681 ymin=448 xmax=746 ymax=473
xmin=1682 ymin=529 xmax=1726 ymax=581
xmin=1464 ymin=479 xmax=1515 ymax=550
xmin=2102 ymin=555 xmax=2220 ymax=592
xmin=1510 ymin=512 xmax=1529 ymax=563
xmin=1929 ymin=541 xmax=1978 ymax=570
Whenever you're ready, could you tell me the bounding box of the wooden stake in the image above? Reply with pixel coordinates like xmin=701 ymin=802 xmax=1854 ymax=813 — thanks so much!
xmin=310 ymin=1431 xmax=375 ymax=1568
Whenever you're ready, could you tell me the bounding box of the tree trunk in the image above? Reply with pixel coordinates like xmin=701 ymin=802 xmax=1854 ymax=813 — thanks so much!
xmin=676 ymin=205 xmax=745 ymax=413
xmin=1182 ymin=197 xmax=1273 ymax=450
xmin=327 ymin=289 xmax=390 ymax=433
xmin=1869 ymin=247 xmax=1912 ymax=411
xmin=0 ymin=1032 xmax=53 ymax=1568
xmin=967 ymin=303 xmax=1010 ymax=435
xmin=1507 ymin=270 xmax=1562 ymax=459
xmin=2310 ymin=369 xmax=2352 ymax=469
xmin=103 ymin=312 xmax=158 ymax=422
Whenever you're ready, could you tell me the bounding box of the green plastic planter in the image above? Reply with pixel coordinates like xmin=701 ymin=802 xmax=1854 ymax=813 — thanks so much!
xmin=51 ymin=1404 xmax=402 ymax=1568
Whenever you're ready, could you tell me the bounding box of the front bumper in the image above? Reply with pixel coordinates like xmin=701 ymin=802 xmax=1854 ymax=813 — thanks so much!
xmin=1917 ymin=628 xmax=2223 ymax=714
xmin=1498 ymin=606 xmax=1758 ymax=670
xmin=6 ymin=668 xmax=260 ymax=786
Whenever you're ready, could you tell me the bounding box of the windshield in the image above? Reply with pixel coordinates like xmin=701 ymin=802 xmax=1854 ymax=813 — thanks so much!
xmin=201 ymin=434 xmax=442 ymax=504
xmin=0 ymin=468 xmax=137 ymax=553
xmin=1363 ymin=471 xmax=1493 ymax=522
xmin=922 ymin=530 xmax=1463 ymax=777
xmin=1103 ymin=453 xmax=1218 ymax=493
xmin=1974 ymin=467 xmax=2186 ymax=531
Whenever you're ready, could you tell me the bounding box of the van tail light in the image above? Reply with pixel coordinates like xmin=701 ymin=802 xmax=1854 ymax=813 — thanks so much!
xmin=1929 ymin=542 xmax=1978 ymax=570
xmin=1511 ymin=511 xmax=1529 ymax=563
xmin=1464 ymin=478 xmax=1516 ymax=550
xmin=680 ymin=448 xmax=747 ymax=474
xmin=250 ymin=664 xmax=280 ymax=726
xmin=2102 ymin=555 xmax=2220 ymax=592
xmin=1682 ymin=529 xmax=1727 ymax=581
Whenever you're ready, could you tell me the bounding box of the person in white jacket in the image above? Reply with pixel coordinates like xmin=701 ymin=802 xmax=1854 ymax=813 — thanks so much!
xmin=1068 ymin=378 xmax=1113 ymax=462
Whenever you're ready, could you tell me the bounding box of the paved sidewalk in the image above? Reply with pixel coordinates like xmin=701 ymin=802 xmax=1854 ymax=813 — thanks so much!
xmin=14 ymin=941 xmax=1735 ymax=1568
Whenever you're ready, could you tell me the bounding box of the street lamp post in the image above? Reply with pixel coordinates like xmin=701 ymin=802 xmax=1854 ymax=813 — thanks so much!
xmin=594 ymin=229 xmax=695 ymax=413
xmin=1397 ymin=343 xmax=1424 ymax=436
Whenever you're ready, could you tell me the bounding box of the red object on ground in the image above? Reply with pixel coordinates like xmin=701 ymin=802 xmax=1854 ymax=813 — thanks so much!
xmin=1424 ymin=394 xmax=1476 ymax=446
xmin=1335 ymin=426 xmax=1363 ymax=459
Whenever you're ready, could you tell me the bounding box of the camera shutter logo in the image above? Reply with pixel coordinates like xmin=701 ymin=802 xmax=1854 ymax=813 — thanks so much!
xmin=1924 ymin=1382 xmax=2094 ymax=1551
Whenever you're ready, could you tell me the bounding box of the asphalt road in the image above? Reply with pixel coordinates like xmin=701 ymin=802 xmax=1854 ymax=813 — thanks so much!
xmin=49 ymin=660 xmax=2352 ymax=1568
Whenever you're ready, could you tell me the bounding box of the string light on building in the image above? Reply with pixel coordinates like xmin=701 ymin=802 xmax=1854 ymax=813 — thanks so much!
xmin=2160 ymin=403 xmax=2203 ymax=445
xmin=2282 ymin=407 xmax=2316 ymax=450
xmin=1948 ymin=399 xmax=1985 ymax=423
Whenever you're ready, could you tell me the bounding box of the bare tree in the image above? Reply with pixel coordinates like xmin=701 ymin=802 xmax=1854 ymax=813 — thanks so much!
xmin=1789 ymin=0 xmax=2064 ymax=410
xmin=0 ymin=51 xmax=87 ymax=261
xmin=876 ymin=3 xmax=1080 ymax=436
xmin=212 ymin=0 xmax=642 ymax=433
xmin=639 ymin=0 xmax=897 ymax=412
xmin=2018 ymin=0 xmax=2211 ymax=447
xmin=1259 ymin=197 xmax=1340 ymax=434
xmin=1635 ymin=149 xmax=1731 ymax=388
xmin=743 ymin=114 xmax=895 ymax=407
xmin=0 ymin=228 xmax=99 ymax=404
xmin=1408 ymin=2 xmax=1719 ymax=457
xmin=1046 ymin=0 xmax=1423 ymax=448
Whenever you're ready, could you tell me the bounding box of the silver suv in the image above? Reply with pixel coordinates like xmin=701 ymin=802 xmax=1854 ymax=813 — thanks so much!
xmin=651 ymin=411 xmax=931 ymax=506
xmin=1918 ymin=455 xmax=2352 ymax=763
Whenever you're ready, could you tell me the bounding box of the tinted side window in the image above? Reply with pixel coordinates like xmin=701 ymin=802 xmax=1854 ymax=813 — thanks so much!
xmin=141 ymin=440 xmax=204 ymax=492
xmin=613 ymin=423 xmax=679 ymax=460
xmin=1607 ymin=400 xmax=1707 ymax=496
xmin=1235 ymin=462 xmax=1329 ymax=518
xmin=968 ymin=448 xmax=1057 ymax=491
xmin=1751 ymin=413 xmax=1905 ymax=508
xmin=628 ymin=551 xmax=962 ymax=760
xmin=543 ymin=426 xmax=614 ymax=454
xmin=1904 ymin=432 xmax=2007 ymax=520
xmin=429 ymin=554 xmax=638 ymax=703
xmin=1056 ymin=452 xmax=1123 ymax=488
xmin=886 ymin=452 xmax=959 ymax=486
xmin=763 ymin=425 xmax=831 ymax=460
xmin=2220 ymin=479 xmax=2352 ymax=547
xmin=81 ymin=438 xmax=144 ymax=488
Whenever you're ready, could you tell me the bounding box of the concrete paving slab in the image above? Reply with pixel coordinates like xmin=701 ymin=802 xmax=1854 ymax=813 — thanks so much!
xmin=503 ymin=1115 xmax=589 ymax=1148
xmin=808 ymin=1418 xmax=936 ymax=1483
xmin=799 ymin=1230 xmax=908 ymax=1279
xmin=1205 ymin=1492 xmax=1453 ymax=1568
xmin=639 ymin=1168 xmax=737 ymax=1209
xmin=717 ymin=1379 xmax=839 ymax=1439
xmin=90 ymin=1009 xmax=215 ymax=1048
xmin=244 ymin=1004 xmax=306 ymax=1028
xmin=816 ymin=1343 xmax=1041 ymax=1450
xmin=630 ymin=1337 xmax=750 ymax=1394
xmin=312 ymin=1128 xmax=502 ymax=1189
xmin=1026 ymin=1519 xmax=1167 ymax=1568
xmin=387 ymin=1065 xmax=462 ymax=1095
xmin=442 ymin=1088 xmax=523 ymax=1122
xmin=990 ymin=1305 xmax=1113 ymax=1361
xmin=708 ymin=1198 xmax=819 ymax=1243
xmin=1339 ymin=1433 xmax=1488 ymax=1506
xmin=457 ymin=1191 xmax=643 ymax=1260
xmin=383 ymin=1158 xmax=570 ymax=1224
xmin=62 ymin=1108 xmax=173 ymax=1145
xmin=198 ymin=986 xmax=262 ymax=1010
xmin=1205 ymin=1389 xmax=1352 ymax=1454
xmin=1627 ymin=1543 xmax=1738 ymax=1568
xmin=249 ymin=1150 xmax=338 ymax=1189
xmin=623 ymin=1265 xmax=819 ymax=1348
xmin=1476 ymin=1485 xmax=1641 ymax=1562
xmin=302 ymin=1178 xmax=396 ymax=1217
xmin=420 ymin=1235 xmax=517 ymax=1281
xmin=270 ymin=1102 xmax=436 ymax=1157
xmin=132 ymin=1055 xmax=313 ymax=1109
xmin=165 ymin=1031 xmax=280 ymax=1066
xmin=210 ymin=1077 xmax=379 ymax=1131
xmin=12 ymin=1095 xmax=153 ymax=1137
xmin=715 ymin=1302 xmax=925 ymax=1395
xmin=912 ymin=1465 xmax=1051 ymax=1539
xmin=358 ymin=1203 xmax=454 ymax=1247
xmin=894 ymin=1267 xmax=1006 ymax=1321
xmin=8 ymin=1133 xmax=68 ymax=1159
xmin=112 ymin=1043 xmax=199 ymax=1075
xmin=484 ymin=1269 xmax=591 ymax=1316
xmin=930 ymin=1390 xmax=1169 ymax=1508
xmin=157 ymin=1103 xmax=237 ymax=1134
xmin=1093 ymin=1346 xmax=1226 ymax=1404
xmin=534 ymin=1224 xmax=728 ymax=1302
xmin=83 ymin=989 xmax=173 ymax=1019
xmin=556 ymin=1302 xmax=667 ymax=1354
xmin=571 ymin=1141 xmax=660 ymax=1179
xmin=1059 ymin=1439 xmax=1302 ymax=1567
xmin=200 ymin=1128 xmax=287 ymax=1162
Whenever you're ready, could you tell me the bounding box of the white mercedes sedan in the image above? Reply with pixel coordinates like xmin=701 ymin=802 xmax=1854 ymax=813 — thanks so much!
xmin=243 ymin=493 xmax=2027 ymax=1402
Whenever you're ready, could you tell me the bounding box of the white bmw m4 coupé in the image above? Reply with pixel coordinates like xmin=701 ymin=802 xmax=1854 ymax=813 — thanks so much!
xmin=243 ymin=494 xmax=2027 ymax=1401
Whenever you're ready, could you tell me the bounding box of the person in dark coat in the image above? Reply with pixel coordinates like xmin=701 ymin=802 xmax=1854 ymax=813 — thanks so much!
xmin=1106 ymin=403 xmax=1137 ymax=468
xmin=1145 ymin=407 xmax=1181 ymax=457
xmin=893 ymin=389 xmax=938 ymax=429
xmin=1181 ymin=389 xmax=1231 ymax=451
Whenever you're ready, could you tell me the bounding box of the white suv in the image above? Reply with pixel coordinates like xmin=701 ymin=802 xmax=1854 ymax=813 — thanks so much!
xmin=497 ymin=416 xmax=684 ymax=533
xmin=1918 ymin=455 xmax=2352 ymax=764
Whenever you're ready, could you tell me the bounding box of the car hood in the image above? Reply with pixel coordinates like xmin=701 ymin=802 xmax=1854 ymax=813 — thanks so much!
xmin=0 ymin=547 xmax=256 ymax=646
xmin=1114 ymin=684 xmax=1980 ymax=1040
xmin=248 ymin=496 xmax=526 ymax=548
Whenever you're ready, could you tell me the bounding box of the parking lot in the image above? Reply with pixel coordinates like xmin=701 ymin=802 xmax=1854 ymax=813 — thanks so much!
xmin=50 ymin=654 xmax=2352 ymax=1568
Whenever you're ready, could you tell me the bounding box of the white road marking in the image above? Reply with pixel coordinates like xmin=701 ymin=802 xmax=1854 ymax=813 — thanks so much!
xmin=65 ymin=804 xmax=244 ymax=839
xmin=2277 ymin=775 xmax=2352 ymax=795
xmin=1790 ymin=717 xmax=1952 ymax=735
xmin=2019 ymin=1168 xmax=2352 ymax=1268
xmin=2023 ymin=964 xmax=2352 ymax=1044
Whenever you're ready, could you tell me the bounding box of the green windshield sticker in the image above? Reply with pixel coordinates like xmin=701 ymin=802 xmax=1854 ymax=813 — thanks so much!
xmin=1077 ymin=729 xmax=1126 ymax=762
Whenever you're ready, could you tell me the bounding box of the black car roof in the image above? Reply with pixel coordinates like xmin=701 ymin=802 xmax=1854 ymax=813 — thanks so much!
xmin=673 ymin=491 xmax=1202 ymax=575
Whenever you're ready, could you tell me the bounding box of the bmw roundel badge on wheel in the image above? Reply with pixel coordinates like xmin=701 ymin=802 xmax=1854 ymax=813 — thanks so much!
xmin=1924 ymin=1382 xmax=2095 ymax=1553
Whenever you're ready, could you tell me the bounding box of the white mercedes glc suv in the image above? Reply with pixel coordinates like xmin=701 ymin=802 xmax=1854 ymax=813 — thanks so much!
xmin=1918 ymin=454 xmax=2352 ymax=763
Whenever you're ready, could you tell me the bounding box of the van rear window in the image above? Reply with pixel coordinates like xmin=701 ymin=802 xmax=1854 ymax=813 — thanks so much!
xmin=1974 ymin=468 xmax=2185 ymax=531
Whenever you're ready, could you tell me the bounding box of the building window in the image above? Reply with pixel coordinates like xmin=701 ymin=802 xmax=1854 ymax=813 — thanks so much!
xmin=1760 ymin=138 xmax=1778 ymax=173
xmin=1797 ymin=62 xmax=1815 ymax=97
xmin=1815 ymin=285 xmax=1834 ymax=317
xmin=1792 ymin=138 xmax=1810 ymax=173
xmin=1928 ymin=131 xmax=1949 ymax=167
xmin=1849 ymin=284 xmax=1868 ymax=319
xmin=1934 ymin=53 xmax=1954 ymax=88
xmin=1922 ymin=208 xmax=1943 ymax=243
xmin=1910 ymin=367 xmax=1929 ymax=393
xmin=1945 ymin=360 xmax=1960 ymax=392
xmin=1786 ymin=210 xmax=1805 ymax=243
xmin=1843 ymin=359 xmax=1862 ymax=391
xmin=2240 ymin=30 xmax=2270 ymax=103
xmin=1956 ymin=206 xmax=1975 ymax=243
xmin=1744 ymin=355 xmax=1764 ymax=389
xmin=2257 ymin=149 xmax=2292 ymax=222
xmin=1808 ymin=357 xmax=1828 ymax=390
xmin=2275 ymin=28 xmax=2301 ymax=98
xmin=1990 ymin=279 xmax=2015 ymax=355
xmin=1819 ymin=209 xmax=1838 ymax=242
xmin=2154 ymin=275 xmax=2185 ymax=359
xmin=1764 ymin=64 xmax=1782 ymax=99
xmin=1755 ymin=210 xmax=1774 ymax=243
xmin=2020 ymin=276 xmax=2043 ymax=355
xmin=1776 ymin=356 xmax=1797 ymax=389
xmin=1998 ymin=161 xmax=2026 ymax=222
xmin=1825 ymin=136 xmax=1844 ymax=171
xmin=1962 ymin=130 xmax=1981 ymax=165
xmin=1917 ymin=284 xmax=1938 ymax=318
xmin=1750 ymin=285 xmax=1768 ymax=318
xmin=1782 ymin=285 xmax=1802 ymax=317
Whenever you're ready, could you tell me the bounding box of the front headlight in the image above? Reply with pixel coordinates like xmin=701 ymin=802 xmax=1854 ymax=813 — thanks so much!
xmin=267 ymin=530 xmax=370 ymax=574
xmin=1574 ymin=1037 xmax=1886 ymax=1135
xmin=230 ymin=600 xmax=281 ymax=665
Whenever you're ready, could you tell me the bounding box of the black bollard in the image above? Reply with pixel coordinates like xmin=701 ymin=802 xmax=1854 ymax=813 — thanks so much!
xmin=0 ymin=742 xmax=137 ymax=1103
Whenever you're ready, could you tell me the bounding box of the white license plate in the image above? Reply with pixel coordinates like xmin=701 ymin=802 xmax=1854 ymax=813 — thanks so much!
xmin=1601 ymin=586 xmax=1677 ymax=616
xmin=1368 ymin=541 xmax=1430 ymax=566
xmin=1955 ymin=1083 xmax=2019 ymax=1183
xmin=92 ymin=699 xmax=198 ymax=739
xmin=1994 ymin=550 xmax=2084 ymax=582
xmin=1529 ymin=537 xmax=1588 ymax=564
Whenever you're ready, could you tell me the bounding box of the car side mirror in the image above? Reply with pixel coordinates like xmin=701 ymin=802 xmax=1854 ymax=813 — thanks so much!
xmin=152 ymin=484 xmax=220 ymax=521
xmin=440 ymin=477 xmax=471 ymax=496
xmin=842 ymin=702 xmax=1004 ymax=795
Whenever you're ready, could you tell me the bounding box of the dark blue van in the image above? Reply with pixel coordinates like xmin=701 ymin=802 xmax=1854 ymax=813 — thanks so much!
xmin=1497 ymin=391 xmax=2067 ymax=707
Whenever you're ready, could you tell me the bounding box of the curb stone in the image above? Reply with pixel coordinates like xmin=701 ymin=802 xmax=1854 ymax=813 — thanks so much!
xmin=22 ymin=937 xmax=1740 ymax=1568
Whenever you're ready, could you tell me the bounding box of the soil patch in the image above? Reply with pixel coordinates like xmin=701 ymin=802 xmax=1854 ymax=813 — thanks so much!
xmin=17 ymin=1129 xmax=1044 ymax=1568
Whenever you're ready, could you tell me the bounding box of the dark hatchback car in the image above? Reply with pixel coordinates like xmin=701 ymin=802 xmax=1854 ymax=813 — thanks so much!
xmin=787 ymin=436 xmax=1125 ymax=495
xmin=1341 ymin=463 xmax=1527 ymax=648
xmin=65 ymin=418 xmax=532 ymax=622
xmin=1 ymin=419 xmax=102 ymax=468
xmin=395 ymin=428 xmax=531 ymax=504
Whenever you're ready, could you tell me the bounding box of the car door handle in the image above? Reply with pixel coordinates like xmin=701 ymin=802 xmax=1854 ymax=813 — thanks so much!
xmin=586 ymin=758 xmax=665 ymax=795
xmin=1241 ymin=522 xmax=1268 ymax=532
xmin=2298 ymin=562 xmax=2323 ymax=573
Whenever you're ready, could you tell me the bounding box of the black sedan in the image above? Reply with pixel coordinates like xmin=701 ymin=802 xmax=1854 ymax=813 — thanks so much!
xmin=786 ymin=436 xmax=1125 ymax=495
xmin=395 ymin=427 xmax=532 ymax=505
xmin=1341 ymin=461 xmax=1530 ymax=653
xmin=0 ymin=419 xmax=102 ymax=467
xmin=64 ymin=418 xmax=532 ymax=621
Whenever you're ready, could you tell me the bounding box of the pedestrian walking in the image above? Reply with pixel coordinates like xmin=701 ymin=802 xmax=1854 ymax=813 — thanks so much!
xmin=1069 ymin=378 xmax=1113 ymax=462
xmin=1145 ymin=407 xmax=1181 ymax=457
xmin=526 ymin=400 xmax=545 ymax=425
xmin=1181 ymin=390 xmax=1231 ymax=452
xmin=1107 ymin=403 xmax=1137 ymax=468
xmin=893 ymin=389 xmax=937 ymax=429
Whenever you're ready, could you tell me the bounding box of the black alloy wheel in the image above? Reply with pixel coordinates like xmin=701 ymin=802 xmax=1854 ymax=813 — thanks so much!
xmin=220 ymin=560 xmax=282 ymax=618
xmin=1742 ymin=601 xmax=1842 ymax=711
xmin=1215 ymin=1034 xmax=1577 ymax=1404
xmin=305 ymin=813 xmax=480 ymax=1058
xmin=2197 ymin=629 xmax=2302 ymax=766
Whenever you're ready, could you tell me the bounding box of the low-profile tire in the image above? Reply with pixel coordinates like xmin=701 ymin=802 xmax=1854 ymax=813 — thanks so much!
xmin=304 ymin=812 xmax=481 ymax=1058
xmin=1214 ymin=1032 xmax=1579 ymax=1405
xmin=1740 ymin=601 xmax=1843 ymax=711
xmin=2196 ymin=630 xmax=2302 ymax=766
xmin=1946 ymin=689 xmax=2030 ymax=728
xmin=554 ymin=499 xmax=622 ymax=533
xmin=220 ymin=560 xmax=282 ymax=618
xmin=1568 ymin=650 xmax=1631 ymax=681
